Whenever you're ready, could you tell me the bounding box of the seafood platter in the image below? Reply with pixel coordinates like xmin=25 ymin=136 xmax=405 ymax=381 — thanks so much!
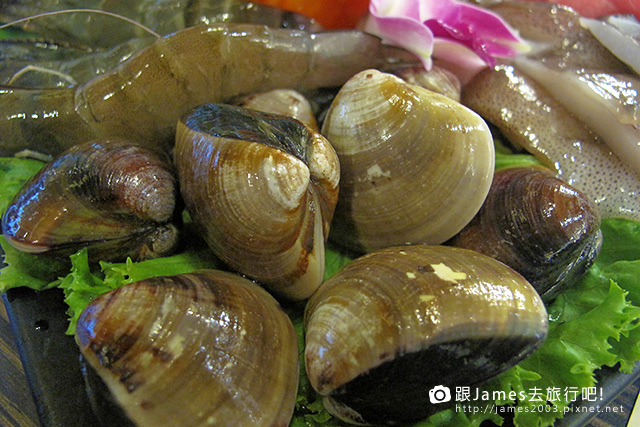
xmin=1 ymin=0 xmax=640 ymax=426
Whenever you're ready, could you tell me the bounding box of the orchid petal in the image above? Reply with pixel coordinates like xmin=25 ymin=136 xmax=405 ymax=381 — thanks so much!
xmin=432 ymin=38 xmax=491 ymax=83
xmin=366 ymin=2 xmax=435 ymax=69
xmin=366 ymin=0 xmax=529 ymax=72
xmin=420 ymin=0 xmax=529 ymax=65
xmin=371 ymin=0 xmax=421 ymax=20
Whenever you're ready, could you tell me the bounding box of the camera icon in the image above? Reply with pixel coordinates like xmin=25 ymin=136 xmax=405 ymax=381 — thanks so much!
xmin=429 ymin=385 xmax=452 ymax=404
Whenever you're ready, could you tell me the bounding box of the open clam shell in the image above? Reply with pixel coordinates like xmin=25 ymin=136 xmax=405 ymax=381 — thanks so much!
xmin=174 ymin=103 xmax=340 ymax=300
xmin=321 ymin=69 xmax=494 ymax=253
xmin=75 ymin=269 xmax=299 ymax=427
xmin=304 ymin=245 xmax=548 ymax=425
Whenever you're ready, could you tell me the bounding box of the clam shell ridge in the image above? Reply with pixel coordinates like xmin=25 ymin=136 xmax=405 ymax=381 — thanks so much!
xmin=175 ymin=103 xmax=340 ymax=300
xmin=1 ymin=138 xmax=179 ymax=261
xmin=75 ymin=270 xmax=299 ymax=427
xmin=321 ymin=69 xmax=494 ymax=253
xmin=304 ymin=245 xmax=548 ymax=425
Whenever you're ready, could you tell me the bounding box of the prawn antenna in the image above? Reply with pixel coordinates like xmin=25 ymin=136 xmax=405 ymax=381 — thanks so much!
xmin=0 ymin=8 xmax=161 ymax=38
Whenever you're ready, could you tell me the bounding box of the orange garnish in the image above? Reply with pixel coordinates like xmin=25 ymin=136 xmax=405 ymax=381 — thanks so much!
xmin=250 ymin=0 xmax=370 ymax=29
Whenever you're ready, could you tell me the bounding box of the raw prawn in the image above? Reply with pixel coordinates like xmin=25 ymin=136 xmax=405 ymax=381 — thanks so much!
xmin=0 ymin=23 xmax=418 ymax=157
xmin=0 ymin=0 xmax=322 ymax=48
xmin=0 ymin=1 xmax=324 ymax=88
xmin=0 ymin=36 xmax=156 ymax=87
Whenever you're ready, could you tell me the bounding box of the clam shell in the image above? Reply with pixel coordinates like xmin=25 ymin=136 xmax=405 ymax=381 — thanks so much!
xmin=393 ymin=64 xmax=462 ymax=101
xmin=75 ymin=269 xmax=299 ymax=427
xmin=233 ymin=89 xmax=319 ymax=130
xmin=449 ymin=166 xmax=602 ymax=301
xmin=1 ymin=138 xmax=179 ymax=261
xmin=304 ymin=245 xmax=548 ymax=425
xmin=321 ymin=69 xmax=494 ymax=253
xmin=174 ymin=103 xmax=339 ymax=299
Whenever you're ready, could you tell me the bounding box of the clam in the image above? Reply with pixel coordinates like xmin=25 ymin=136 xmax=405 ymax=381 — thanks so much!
xmin=232 ymin=88 xmax=319 ymax=130
xmin=448 ymin=166 xmax=602 ymax=301
xmin=393 ymin=64 xmax=462 ymax=101
xmin=304 ymin=245 xmax=548 ymax=425
xmin=174 ymin=103 xmax=340 ymax=300
xmin=1 ymin=138 xmax=179 ymax=261
xmin=75 ymin=269 xmax=299 ymax=427
xmin=321 ymin=69 xmax=494 ymax=253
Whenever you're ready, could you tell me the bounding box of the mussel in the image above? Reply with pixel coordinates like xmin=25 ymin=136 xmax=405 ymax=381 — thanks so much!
xmin=321 ymin=69 xmax=494 ymax=253
xmin=76 ymin=269 xmax=299 ymax=427
xmin=174 ymin=103 xmax=340 ymax=300
xmin=1 ymin=138 xmax=179 ymax=261
xmin=448 ymin=166 xmax=602 ymax=301
xmin=304 ymin=245 xmax=548 ymax=425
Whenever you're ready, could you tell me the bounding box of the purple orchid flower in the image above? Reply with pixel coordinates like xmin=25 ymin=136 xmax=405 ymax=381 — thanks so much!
xmin=364 ymin=0 xmax=529 ymax=72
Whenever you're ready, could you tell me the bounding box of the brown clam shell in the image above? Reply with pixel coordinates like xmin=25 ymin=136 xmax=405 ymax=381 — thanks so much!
xmin=174 ymin=103 xmax=339 ymax=300
xmin=1 ymin=138 xmax=179 ymax=261
xmin=304 ymin=245 xmax=548 ymax=425
xmin=75 ymin=269 xmax=299 ymax=427
xmin=321 ymin=69 xmax=494 ymax=253
xmin=393 ymin=64 xmax=462 ymax=101
xmin=449 ymin=166 xmax=602 ymax=301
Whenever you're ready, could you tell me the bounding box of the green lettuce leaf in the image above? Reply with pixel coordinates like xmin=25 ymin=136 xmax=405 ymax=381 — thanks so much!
xmin=0 ymin=235 xmax=69 ymax=293
xmin=0 ymin=157 xmax=44 ymax=215
xmin=1 ymin=150 xmax=640 ymax=427
xmin=323 ymin=246 xmax=353 ymax=280
xmin=494 ymin=151 xmax=543 ymax=171
xmin=596 ymin=219 xmax=640 ymax=268
xmin=511 ymin=280 xmax=638 ymax=426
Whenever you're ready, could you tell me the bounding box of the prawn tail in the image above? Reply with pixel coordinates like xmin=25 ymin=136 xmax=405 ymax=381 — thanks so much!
xmin=0 ymin=86 xmax=95 ymax=157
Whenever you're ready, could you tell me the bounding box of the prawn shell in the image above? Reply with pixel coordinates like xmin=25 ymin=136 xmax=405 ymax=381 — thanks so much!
xmin=1 ymin=138 xmax=179 ymax=261
xmin=0 ymin=0 xmax=323 ymax=48
xmin=75 ymin=269 xmax=299 ymax=427
xmin=174 ymin=103 xmax=339 ymax=300
xmin=304 ymin=245 xmax=548 ymax=425
xmin=322 ymin=69 xmax=494 ymax=253
xmin=0 ymin=23 xmax=419 ymax=157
